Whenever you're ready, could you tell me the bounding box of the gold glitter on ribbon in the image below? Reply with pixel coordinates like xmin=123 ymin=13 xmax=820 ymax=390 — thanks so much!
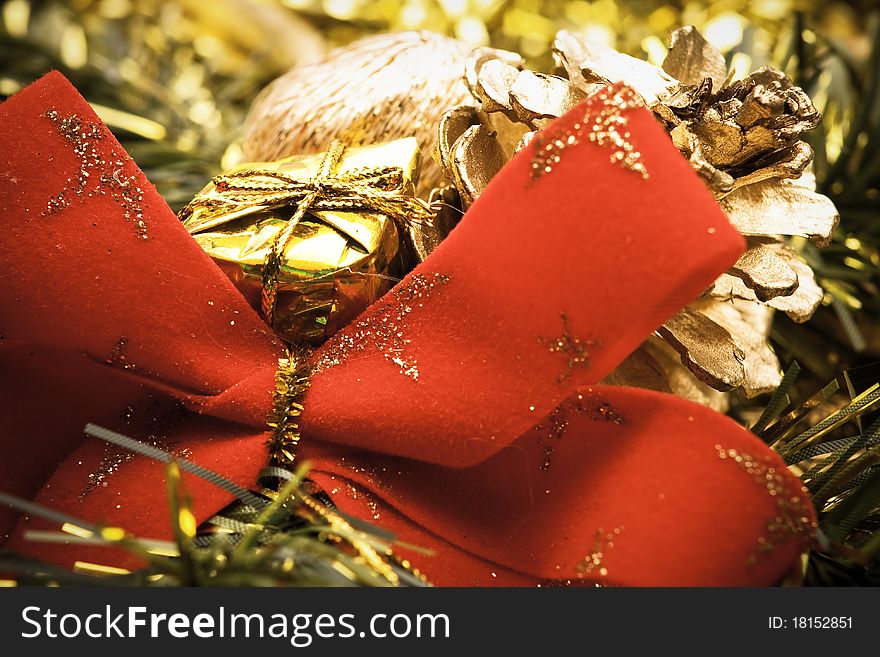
xmin=86 ymin=336 xmax=160 ymax=381
xmin=267 ymin=349 xmax=312 ymax=468
xmin=540 ymin=313 xmax=600 ymax=383
xmin=43 ymin=109 xmax=147 ymax=238
xmin=179 ymin=139 xmax=435 ymax=325
xmin=716 ymin=445 xmax=816 ymax=564
xmin=536 ymin=392 xmax=624 ymax=471
xmin=105 ymin=337 xmax=136 ymax=370
xmin=530 ymin=84 xmax=648 ymax=181
xmin=313 ymin=272 xmax=450 ymax=381
xmin=577 ymin=527 xmax=623 ymax=579
xmin=81 ymin=439 xmax=192 ymax=500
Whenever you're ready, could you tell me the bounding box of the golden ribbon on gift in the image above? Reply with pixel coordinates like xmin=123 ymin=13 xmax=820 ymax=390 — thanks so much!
xmin=185 ymin=140 xmax=435 ymax=323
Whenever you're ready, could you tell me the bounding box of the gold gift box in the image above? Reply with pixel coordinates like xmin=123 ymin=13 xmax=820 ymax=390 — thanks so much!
xmin=181 ymin=138 xmax=422 ymax=345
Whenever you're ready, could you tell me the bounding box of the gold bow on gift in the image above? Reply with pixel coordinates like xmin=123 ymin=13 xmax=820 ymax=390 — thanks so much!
xmin=180 ymin=138 xmax=434 ymax=345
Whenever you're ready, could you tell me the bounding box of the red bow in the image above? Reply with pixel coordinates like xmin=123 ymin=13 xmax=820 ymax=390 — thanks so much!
xmin=0 ymin=72 xmax=815 ymax=586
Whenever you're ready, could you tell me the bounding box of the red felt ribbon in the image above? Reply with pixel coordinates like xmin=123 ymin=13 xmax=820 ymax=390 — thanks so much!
xmin=0 ymin=72 xmax=815 ymax=586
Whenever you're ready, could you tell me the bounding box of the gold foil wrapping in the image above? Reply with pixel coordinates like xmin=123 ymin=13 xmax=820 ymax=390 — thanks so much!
xmin=181 ymin=138 xmax=424 ymax=346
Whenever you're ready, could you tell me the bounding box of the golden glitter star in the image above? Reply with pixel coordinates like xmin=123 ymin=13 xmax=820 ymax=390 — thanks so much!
xmin=715 ymin=445 xmax=816 ymax=564
xmin=530 ymin=84 xmax=649 ymax=182
xmin=43 ymin=109 xmax=147 ymax=237
xmin=535 ymin=393 xmax=625 ymax=471
xmin=576 ymin=527 xmax=623 ymax=579
xmin=541 ymin=313 xmax=599 ymax=383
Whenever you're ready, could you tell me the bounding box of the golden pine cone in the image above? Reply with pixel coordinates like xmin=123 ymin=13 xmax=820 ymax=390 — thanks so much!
xmin=436 ymin=26 xmax=839 ymax=409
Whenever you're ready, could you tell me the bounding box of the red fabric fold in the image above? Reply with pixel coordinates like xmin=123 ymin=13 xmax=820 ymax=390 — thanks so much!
xmin=303 ymin=385 xmax=810 ymax=585
xmin=0 ymin=72 xmax=815 ymax=586
xmin=0 ymin=71 xmax=281 ymax=542
xmin=300 ymin=96 xmax=746 ymax=467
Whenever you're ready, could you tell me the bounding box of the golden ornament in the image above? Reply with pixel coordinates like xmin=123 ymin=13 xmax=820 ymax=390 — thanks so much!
xmin=436 ymin=26 xmax=840 ymax=407
xmin=242 ymin=31 xmax=477 ymax=199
